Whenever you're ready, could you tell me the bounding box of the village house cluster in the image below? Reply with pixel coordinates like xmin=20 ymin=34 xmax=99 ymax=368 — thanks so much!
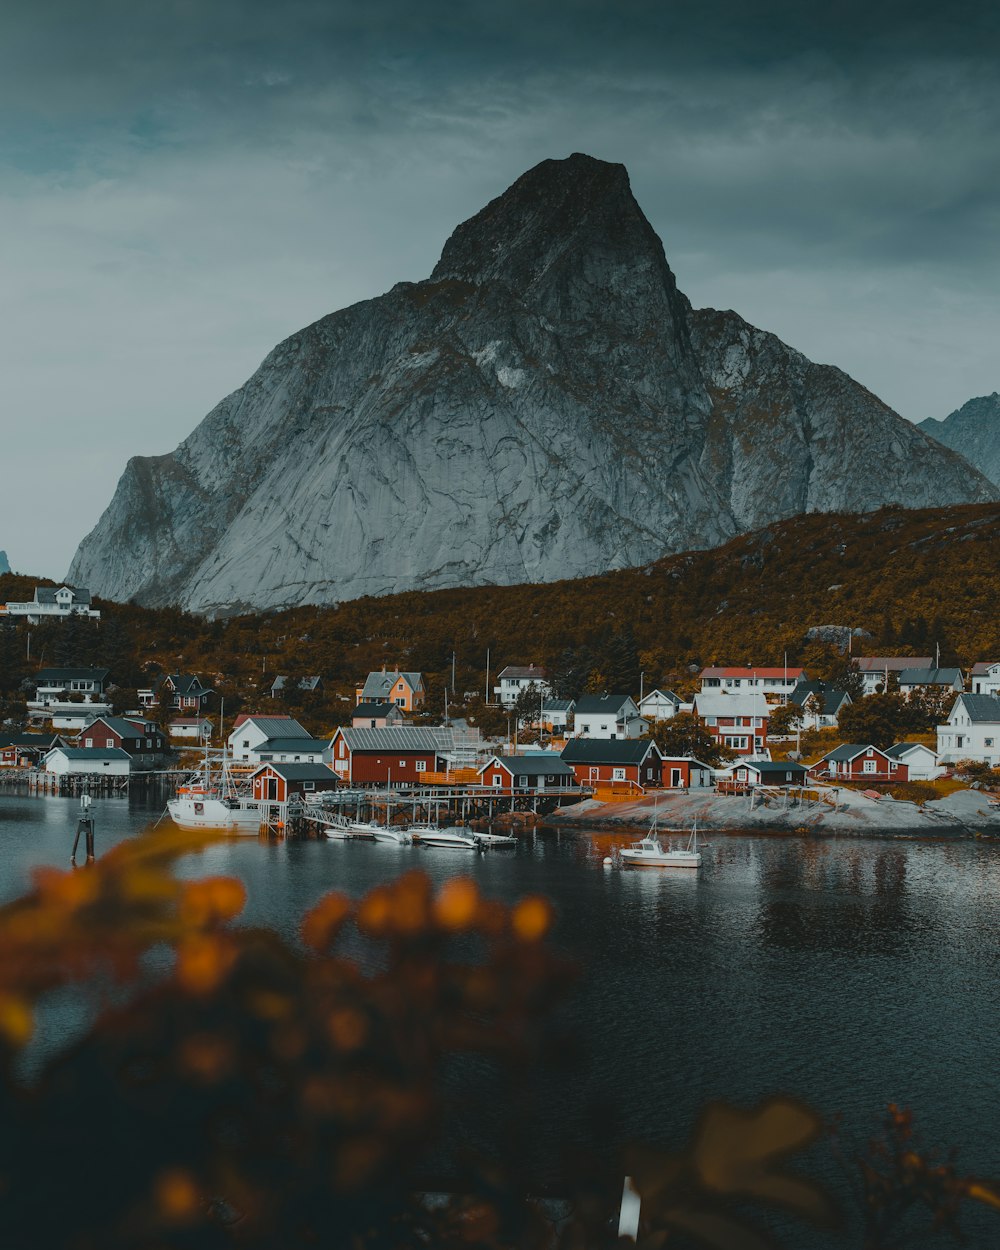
xmin=2 ymin=587 xmax=999 ymax=799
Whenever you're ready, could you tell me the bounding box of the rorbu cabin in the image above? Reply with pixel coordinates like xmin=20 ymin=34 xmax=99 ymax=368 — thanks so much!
xmin=477 ymin=753 xmax=577 ymax=794
xmin=250 ymin=763 xmax=339 ymax=803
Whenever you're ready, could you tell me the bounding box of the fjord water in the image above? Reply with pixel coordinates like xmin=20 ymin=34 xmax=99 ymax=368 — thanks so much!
xmin=3 ymin=790 xmax=999 ymax=1243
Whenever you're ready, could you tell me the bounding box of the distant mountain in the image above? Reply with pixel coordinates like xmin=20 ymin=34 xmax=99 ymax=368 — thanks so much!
xmin=68 ymin=154 xmax=997 ymax=615
xmin=919 ymin=393 xmax=1000 ymax=488
xmin=0 ymin=551 xmax=10 ymax=576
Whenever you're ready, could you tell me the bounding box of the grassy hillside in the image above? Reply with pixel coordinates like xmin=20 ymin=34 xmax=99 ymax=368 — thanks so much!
xmin=3 ymin=501 xmax=1000 ymax=729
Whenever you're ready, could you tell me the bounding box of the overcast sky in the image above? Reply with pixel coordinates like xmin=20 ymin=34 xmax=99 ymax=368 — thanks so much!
xmin=2 ymin=0 xmax=999 ymax=578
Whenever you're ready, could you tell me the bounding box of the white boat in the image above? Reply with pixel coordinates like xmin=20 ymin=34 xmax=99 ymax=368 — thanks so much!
xmin=168 ymin=786 xmax=261 ymax=834
xmin=345 ymin=819 xmax=381 ymax=839
xmin=620 ymin=820 xmax=702 ymax=869
xmin=406 ymin=823 xmax=442 ymax=842
xmin=373 ymin=825 xmax=412 ymax=845
xmin=418 ymin=826 xmax=481 ymax=851
xmin=324 ymin=815 xmax=357 ymax=840
xmin=474 ymin=831 xmax=517 ymax=849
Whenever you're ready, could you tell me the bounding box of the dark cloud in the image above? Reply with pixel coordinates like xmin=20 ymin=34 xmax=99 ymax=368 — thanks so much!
xmin=1 ymin=1 xmax=998 ymax=575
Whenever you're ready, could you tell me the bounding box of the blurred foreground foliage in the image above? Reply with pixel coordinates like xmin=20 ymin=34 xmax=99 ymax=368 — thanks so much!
xmin=0 ymin=830 xmax=997 ymax=1249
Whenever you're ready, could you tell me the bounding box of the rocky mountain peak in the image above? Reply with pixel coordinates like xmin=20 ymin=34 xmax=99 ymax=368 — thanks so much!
xmin=431 ymin=153 xmax=672 ymax=301
xmin=919 ymin=392 xmax=1000 ymax=488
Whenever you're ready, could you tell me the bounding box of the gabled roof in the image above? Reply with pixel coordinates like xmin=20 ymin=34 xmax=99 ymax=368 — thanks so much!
xmin=166 ymin=673 xmax=210 ymax=695
xmin=543 ymin=698 xmax=575 ymax=713
xmin=496 ymin=665 xmax=548 ymax=681
xmin=354 ymin=701 xmax=400 ymax=717
xmin=897 ymin=668 xmax=962 ymax=686
xmin=34 ymin=586 xmax=92 ymax=605
xmin=574 ymin=694 xmax=637 ymax=716
xmin=818 ymin=743 xmax=890 ymax=763
xmin=250 ymin=762 xmax=337 ymax=782
xmin=639 ymin=688 xmax=681 ymax=705
xmin=885 ymin=742 xmax=937 ymax=760
xmin=271 ymin=675 xmax=322 ymax=692
xmin=334 ymin=726 xmax=445 ymax=752
xmin=231 ymin=715 xmax=311 ymax=738
xmin=47 ymin=747 xmax=130 ymax=760
xmin=970 ymin=662 xmax=1000 ymax=676
xmin=694 ymin=691 xmax=770 ymax=718
xmin=561 ymin=739 xmax=659 ymax=764
xmin=169 ymin=716 xmax=212 ymax=726
xmin=359 ymin=671 xmax=424 ymax=699
xmin=790 ymin=682 xmax=851 ymax=714
xmin=79 ymin=716 xmax=161 ymax=738
xmin=951 ymin=694 xmax=1000 ymax=724
xmin=34 ymin=667 xmax=109 ymax=683
xmin=256 ymin=737 xmax=329 ymax=753
xmin=480 ymin=753 xmax=575 ymax=777
xmin=853 ymin=656 xmax=933 ymax=672
xmin=739 ymin=760 xmax=809 ymax=777
xmin=0 ymin=733 xmax=61 ymax=750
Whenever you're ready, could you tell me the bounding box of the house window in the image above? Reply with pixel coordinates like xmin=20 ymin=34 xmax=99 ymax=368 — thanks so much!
xmin=85 ymin=738 xmax=92 ymax=748
xmin=517 ymin=775 xmax=528 ymax=787
xmin=339 ymin=741 xmax=346 ymax=757
xmin=493 ymin=775 xmax=503 ymax=787
xmin=986 ymin=739 xmax=994 ymax=748
xmin=705 ymin=716 xmax=717 ymax=726
xmin=415 ymin=760 xmax=426 ymax=772
xmin=612 ymin=767 xmax=626 ymax=781
xmin=243 ymin=740 xmax=250 ymax=748
xmin=863 ymin=760 xmax=877 ymax=774
xmin=395 ymin=698 xmax=404 ymax=706
xmin=105 ymin=738 xmax=114 ymax=748
xmin=399 ymin=760 xmax=407 ymax=768
xmin=957 ymin=736 xmax=965 ymax=748
xmin=303 ymin=782 xmax=315 ymax=791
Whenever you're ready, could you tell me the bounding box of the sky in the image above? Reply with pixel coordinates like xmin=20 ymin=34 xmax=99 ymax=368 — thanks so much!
xmin=2 ymin=0 xmax=999 ymax=578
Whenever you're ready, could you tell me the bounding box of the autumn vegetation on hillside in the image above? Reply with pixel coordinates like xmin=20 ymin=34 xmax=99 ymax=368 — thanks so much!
xmin=1 ymin=502 xmax=999 ymax=737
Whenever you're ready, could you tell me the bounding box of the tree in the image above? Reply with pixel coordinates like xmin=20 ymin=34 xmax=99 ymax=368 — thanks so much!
xmin=769 ymin=702 xmax=804 ymax=737
xmin=837 ymin=695 xmax=909 ymax=749
xmin=513 ymin=682 xmax=545 ymax=729
xmin=649 ymin=712 xmax=728 ymax=765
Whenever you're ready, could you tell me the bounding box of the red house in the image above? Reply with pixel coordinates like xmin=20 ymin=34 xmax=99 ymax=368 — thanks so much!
xmin=809 ymin=744 xmax=909 ymax=784
xmin=477 ymin=753 xmax=577 ymax=794
xmin=659 ymin=756 xmax=715 ymax=789
xmin=0 ymin=733 xmax=64 ymax=767
xmin=329 ymin=727 xmax=447 ymax=786
xmin=250 ymin=762 xmax=340 ymax=803
xmin=560 ymin=739 xmax=662 ymax=788
xmin=78 ymin=716 xmax=168 ymax=762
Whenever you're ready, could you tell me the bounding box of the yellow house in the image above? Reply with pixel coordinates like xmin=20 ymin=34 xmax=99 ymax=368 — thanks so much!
xmin=354 ymin=669 xmax=426 ymax=712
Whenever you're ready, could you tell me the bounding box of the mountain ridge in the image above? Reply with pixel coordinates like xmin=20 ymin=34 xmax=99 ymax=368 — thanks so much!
xmin=919 ymin=393 xmax=1000 ymax=488
xmin=68 ymin=153 xmax=997 ymax=614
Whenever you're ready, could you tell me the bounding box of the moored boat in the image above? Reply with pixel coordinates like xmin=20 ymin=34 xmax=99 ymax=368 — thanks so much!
xmin=418 ymin=826 xmax=480 ymax=851
xmin=620 ymin=819 xmax=702 ymax=869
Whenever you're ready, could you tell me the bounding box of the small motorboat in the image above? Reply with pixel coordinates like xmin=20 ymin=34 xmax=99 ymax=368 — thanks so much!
xmin=418 ymin=826 xmax=481 ymax=851
xmin=372 ymin=825 xmax=412 ymax=845
xmin=620 ymin=819 xmax=702 ymax=869
xmin=325 ymin=815 xmax=358 ymax=840
xmin=473 ymin=831 xmax=517 ymax=849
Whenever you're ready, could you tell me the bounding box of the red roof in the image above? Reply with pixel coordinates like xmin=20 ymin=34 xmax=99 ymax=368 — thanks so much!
xmin=700 ymin=667 xmax=805 ymax=679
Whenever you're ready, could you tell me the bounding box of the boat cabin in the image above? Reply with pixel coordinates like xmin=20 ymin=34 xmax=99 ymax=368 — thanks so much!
xmin=250 ymin=763 xmax=340 ymax=803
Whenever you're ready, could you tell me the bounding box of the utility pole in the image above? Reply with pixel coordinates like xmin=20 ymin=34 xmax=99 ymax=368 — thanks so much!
xmin=485 ymin=648 xmax=490 ymax=704
xmin=451 ymin=651 xmax=456 ymax=696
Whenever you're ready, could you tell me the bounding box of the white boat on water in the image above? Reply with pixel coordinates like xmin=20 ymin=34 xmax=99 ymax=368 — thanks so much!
xmin=169 ymin=786 xmax=261 ymax=834
xmin=474 ymin=831 xmax=517 ymax=849
xmin=418 ymin=826 xmax=480 ymax=851
xmin=373 ymin=825 xmax=412 ymax=845
xmin=620 ymin=819 xmax=702 ymax=869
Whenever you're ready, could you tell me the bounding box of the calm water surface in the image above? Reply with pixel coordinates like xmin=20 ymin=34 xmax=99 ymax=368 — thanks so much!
xmin=2 ymin=789 xmax=998 ymax=1243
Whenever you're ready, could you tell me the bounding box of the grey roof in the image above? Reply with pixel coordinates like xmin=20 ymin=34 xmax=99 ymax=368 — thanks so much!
xmin=80 ymin=716 xmax=161 ymax=738
xmin=359 ymin=670 xmax=423 ymax=699
xmin=574 ymin=694 xmax=636 ymax=716
xmin=481 ymin=753 xmax=575 ymax=777
xmin=640 ymin=688 xmax=681 ymax=704
xmin=251 ymin=762 xmax=337 ymax=781
xmin=237 ymin=716 xmax=311 ymax=738
xmin=35 ymin=667 xmax=109 ymax=683
xmin=167 ymin=673 xmax=210 ymax=695
xmin=47 ymin=747 xmax=130 ymax=760
xmin=34 ymin=586 xmax=91 ymax=605
xmin=790 ymin=682 xmax=851 ymax=714
xmin=820 ymin=744 xmax=889 ymax=763
xmin=897 ymin=668 xmax=963 ymax=686
xmin=854 ymin=656 xmax=933 ymax=672
xmin=885 ymin=742 xmax=936 ymax=759
xmin=561 ymin=738 xmax=659 ymax=764
xmin=0 ymin=733 xmax=62 ymax=748
xmin=256 ymin=737 xmax=329 ymax=753
xmin=741 ymin=760 xmax=809 ymax=777
xmin=970 ymin=662 xmax=1000 ymax=675
xmin=543 ymin=698 xmax=575 ymax=713
xmin=953 ymin=694 xmax=1000 ymax=724
xmin=354 ymin=700 xmax=400 ymax=717
xmin=271 ymin=675 xmax=322 ymax=692
xmin=497 ymin=665 xmax=548 ymax=680
xmin=336 ymin=726 xmax=445 ymax=752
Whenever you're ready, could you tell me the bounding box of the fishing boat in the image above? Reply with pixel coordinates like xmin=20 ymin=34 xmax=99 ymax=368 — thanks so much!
xmin=418 ymin=826 xmax=480 ymax=851
xmin=620 ymin=819 xmax=701 ymax=869
xmin=168 ymin=747 xmax=260 ymax=834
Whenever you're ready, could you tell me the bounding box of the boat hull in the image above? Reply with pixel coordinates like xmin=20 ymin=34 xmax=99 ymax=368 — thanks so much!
xmin=167 ymin=797 xmax=260 ymax=834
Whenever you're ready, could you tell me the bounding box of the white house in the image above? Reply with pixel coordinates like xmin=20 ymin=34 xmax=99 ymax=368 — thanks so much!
xmin=699 ymin=667 xmax=805 ymax=696
xmin=28 ymin=667 xmax=112 ymax=730
xmin=789 ymin=682 xmax=852 ymax=730
xmin=169 ymin=716 xmax=214 ymax=741
xmin=571 ymin=694 xmax=647 ymax=740
xmin=970 ymin=662 xmax=1000 ymax=697
xmin=638 ymin=689 xmax=681 ymax=721
xmin=853 ymin=656 xmax=933 ymax=696
xmin=2 ymin=585 xmax=100 ymax=624
xmin=541 ymin=698 xmax=575 ymax=733
xmin=936 ymin=694 xmax=1000 ymax=766
xmin=884 ymin=743 xmax=944 ymax=781
xmin=493 ymin=664 xmax=552 ymax=708
xmin=44 ymin=747 xmax=130 ymax=776
xmin=897 ymin=668 xmax=964 ymax=697
xmin=228 ymin=714 xmax=330 ymax=764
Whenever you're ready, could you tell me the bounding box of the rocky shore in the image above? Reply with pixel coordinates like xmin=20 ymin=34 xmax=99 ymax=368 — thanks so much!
xmin=549 ymin=785 xmax=1000 ymax=839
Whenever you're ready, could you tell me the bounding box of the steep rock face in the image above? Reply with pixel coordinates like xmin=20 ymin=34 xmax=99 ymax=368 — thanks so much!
xmin=919 ymin=393 xmax=1000 ymax=487
xmin=69 ymin=154 xmax=997 ymax=614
